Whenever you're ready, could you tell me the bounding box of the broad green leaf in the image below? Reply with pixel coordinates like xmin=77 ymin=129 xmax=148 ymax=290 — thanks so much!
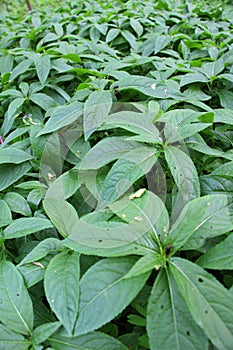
xmin=106 ymin=28 xmax=120 ymax=43
xmin=44 ymin=169 xmax=80 ymax=200
xmin=4 ymin=192 xmax=32 ymax=216
xmin=3 ymin=217 xmax=53 ymax=239
xmin=84 ymin=90 xmax=112 ymax=140
xmin=37 ymin=101 xmax=83 ymax=135
xmin=0 ymin=260 xmax=33 ymax=335
xmin=147 ymin=269 xmax=207 ymax=350
xmin=80 ymin=137 xmax=138 ymax=170
xmin=130 ymin=18 xmax=143 ymax=37
xmin=34 ymin=54 xmax=51 ymax=85
xmin=7 ymin=97 xmax=25 ymax=119
xmin=200 ymin=175 xmax=233 ymax=196
xmin=169 ymin=258 xmax=233 ymax=350
xmin=43 ymin=198 xmax=78 ymax=237
xmin=49 ymin=331 xmax=128 ymax=350
xmin=0 ymin=324 xmax=30 ymax=350
xmin=186 ymin=134 xmax=230 ymax=160
xmin=73 ymin=257 xmax=149 ymax=335
xmin=167 ymin=194 xmax=233 ymax=251
xmin=10 ymin=59 xmax=33 ymax=80
xmin=180 ymin=72 xmax=209 ymax=87
xmin=32 ymin=322 xmax=61 ymax=345
xmin=18 ymin=238 xmax=61 ymax=266
xmin=44 ymin=251 xmax=80 ymax=335
xmin=164 ymin=145 xmax=200 ymax=203
xmin=212 ymin=161 xmax=233 ymax=176
xmin=98 ymin=146 xmax=158 ymax=206
xmin=217 ymin=90 xmax=233 ymax=109
xmin=102 ymin=111 xmax=161 ymax=143
xmin=17 ymin=257 xmax=49 ymax=288
xmin=121 ymin=30 xmax=137 ymax=50
xmin=214 ymin=109 xmax=233 ymax=126
xmin=0 ymin=148 xmax=34 ymax=164
xmin=111 ymin=76 xmax=167 ymax=98
xmin=196 ymin=234 xmax=233 ymax=269
xmin=124 ymin=253 xmax=162 ymax=279
xmin=0 ymin=199 xmax=12 ymax=227
xmin=109 ymin=190 xmax=169 ymax=245
xmin=30 ymin=93 xmax=56 ymax=111
xmin=0 ymin=162 xmax=32 ymax=191
xmin=161 ymin=109 xmax=213 ymax=143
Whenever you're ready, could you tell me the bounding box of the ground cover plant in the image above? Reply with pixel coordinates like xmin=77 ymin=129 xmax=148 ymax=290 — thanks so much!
xmin=0 ymin=0 xmax=233 ymax=349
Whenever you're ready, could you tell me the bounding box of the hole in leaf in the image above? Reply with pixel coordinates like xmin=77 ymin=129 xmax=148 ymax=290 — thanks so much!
xmin=160 ymin=305 xmax=164 ymax=309
xmin=205 ymin=310 xmax=208 ymax=314
xmin=16 ymin=293 xmax=20 ymax=296
xmin=98 ymin=239 xmax=102 ymax=243
xmin=198 ymin=277 xmax=203 ymax=283
xmin=186 ymin=331 xmax=190 ymax=336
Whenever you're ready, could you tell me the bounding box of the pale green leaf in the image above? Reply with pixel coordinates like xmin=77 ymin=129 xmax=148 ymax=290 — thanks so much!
xmin=84 ymin=90 xmax=112 ymax=140
xmin=196 ymin=234 xmax=233 ymax=270
xmin=44 ymin=251 xmax=80 ymax=335
xmin=73 ymin=257 xmax=149 ymax=335
xmin=169 ymin=258 xmax=233 ymax=350
xmin=0 ymin=324 xmax=30 ymax=350
xmin=49 ymin=331 xmax=128 ymax=350
xmin=3 ymin=217 xmax=53 ymax=239
xmin=0 ymin=260 xmax=33 ymax=335
xmin=147 ymin=269 xmax=207 ymax=350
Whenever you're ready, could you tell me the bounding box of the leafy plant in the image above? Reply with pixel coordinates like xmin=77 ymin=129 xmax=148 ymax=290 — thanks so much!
xmin=0 ymin=0 xmax=233 ymax=349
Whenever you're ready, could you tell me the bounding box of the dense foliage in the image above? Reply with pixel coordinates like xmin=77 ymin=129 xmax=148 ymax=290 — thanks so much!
xmin=0 ymin=0 xmax=233 ymax=349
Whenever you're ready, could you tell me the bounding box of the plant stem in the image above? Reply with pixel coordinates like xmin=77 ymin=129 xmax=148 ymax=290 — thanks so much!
xmin=25 ymin=0 xmax=32 ymax=11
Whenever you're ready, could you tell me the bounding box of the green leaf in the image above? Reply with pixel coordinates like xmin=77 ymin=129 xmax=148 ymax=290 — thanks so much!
xmin=84 ymin=90 xmax=112 ymax=140
xmin=7 ymin=97 xmax=25 ymax=119
xmin=102 ymin=111 xmax=161 ymax=143
xmin=4 ymin=192 xmax=32 ymax=216
xmin=167 ymin=194 xmax=233 ymax=251
xmin=109 ymin=190 xmax=169 ymax=246
xmin=0 ymin=162 xmax=32 ymax=191
xmin=98 ymin=146 xmax=158 ymax=206
xmin=164 ymin=145 xmax=200 ymax=204
xmin=44 ymin=251 xmax=80 ymax=335
xmin=80 ymin=137 xmax=138 ymax=170
xmin=49 ymin=331 xmax=128 ymax=350
xmin=106 ymin=28 xmax=120 ymax=43
xmin=212 ymin=161 xmax=233 ymax=176
xmin=10 ymin=59 xmax=33 ymax=80
xmin=0 ymin=148 xmax=34 ymax=164
xmin=32 ymin=322 xmax=61 ymax=345
xmin=130 ymin=18 xmax=143 ymax=37
xmin=161 ymin=109 xmax=213 ymax=143
xmin=37 ymin=101 xmax=83 ymax=135
xmin=180 ymin=72 xmax=209 ymax=87
xmin=30 ymin=93 xmax=56 ymax=111
xmin=73 ymin=257 xmax=149 ymax=336
xmin=3 ymin=217 xmax=53 ymax=239
xmin=121 ymin=30 xmax=137 ymax=50
xmin=169 ymin=258 xmax=233 ymax=350
xmin=196 ymin=234 xmax=233 ymax=270
xmin=34 ymin=54 xmax=51 ymax=86
xmin=0 ymin=324 xmax=30 ymax=350
xmin=0 ymin=260 xmax=33 ymax=335
xmin=0 ymin=200 xmax=12 ymax=227
xmin=147 ymin=269 xmax=207 ymax=350
xmin=111 ymin=76 xmax=166 ymax=98
xmin=18 ymin=238 xmax=61 ymax=266
xmin=200 ymin=175 xmax=233 ymax=196
xmin=124 ymin=253 xmax=162 ymax=279
xmin=45 ymin=169 xmax=80 ymax=200
xmin=43 ymin=198 xmax=78 ymax=237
